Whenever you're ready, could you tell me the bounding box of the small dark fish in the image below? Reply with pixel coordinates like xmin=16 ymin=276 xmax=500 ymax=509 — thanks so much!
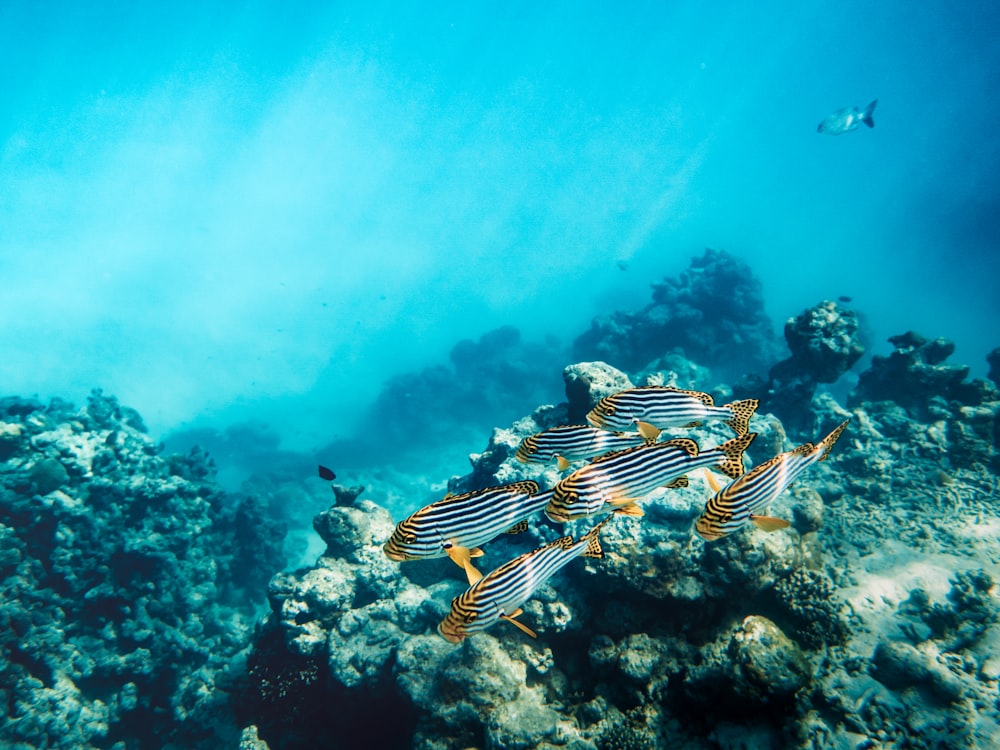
xmin=318 ymin=465 xmax=336 ymax=481
xmin=838 ymin=295 xmax=852 ymax=303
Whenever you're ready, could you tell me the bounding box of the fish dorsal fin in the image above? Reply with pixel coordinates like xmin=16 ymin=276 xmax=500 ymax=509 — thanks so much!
xmin=507 ymin=480 xmax=541 ymax=495
xmin=614 ymin=503 xmax=645 ymax=518
xmin=704 ymin=469 xmax=723 ymax=493
xmin=818 ymin=419 xmax=851 ymax=461
xmin=664 ymin=476 xmax=688 ymax=489
xmin=750 ymin=515 xmax=791 ymax=532
xmin=590 ymin=445 xmax=645 ymax=465
xmin=506 ymin=519 xmax=529 ymax=534
xmin=556 ymin=455 xmax=571 ymax=471
xmin=663 ymin=437 xmax=699 ymax=455
xmin=501 ymin=610 xmax=537 ymax=639
xmin=635 ymin=420 xmax=661 ymax=441
xmin=670 ymin=387 xmax=714 ymax=406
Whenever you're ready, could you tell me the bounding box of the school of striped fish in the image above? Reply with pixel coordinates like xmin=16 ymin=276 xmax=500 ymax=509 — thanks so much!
xmin=381 ymin=385 xmax=850 ymax=644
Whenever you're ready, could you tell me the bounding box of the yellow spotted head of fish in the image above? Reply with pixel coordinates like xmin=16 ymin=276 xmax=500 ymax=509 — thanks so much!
xmin=382 ymin=524 xmax=421 ymax=561
xmin=438 ymin=591 xmax=496 ymax=643
xmin=586 ymin=395 xmax=619 ymax=428
xmin=515 ymin=435 xmax=539 ymax=463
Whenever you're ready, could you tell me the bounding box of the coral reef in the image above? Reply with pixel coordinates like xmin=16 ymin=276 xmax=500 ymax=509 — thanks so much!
xmin=572 ymin=248 xmax=783 ymax=381
xmin=0 ymin=390 xmax=286 ymax=749
xmin=245 ymin=335 xmax=1000 ymax=750
xmin=348 ymin=326 xmax=568 ymax=464
xmin=743 ymin=300 xmax=864 ymax=434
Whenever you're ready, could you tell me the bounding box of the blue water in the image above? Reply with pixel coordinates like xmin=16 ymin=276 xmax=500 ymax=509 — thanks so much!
xmin=2 ymin=1 xmax=998 ymax=444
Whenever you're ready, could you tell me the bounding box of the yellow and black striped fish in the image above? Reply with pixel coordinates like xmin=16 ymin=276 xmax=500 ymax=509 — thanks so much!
xmin=694 ymin=419 xmax=850 ymax=541
xmin=515 ymin=424 xmax=653 ymax=470
xmin=586 ymin=386 xmax=758 ymax=438
xmin=383 ymin=482 xmax=547 ymax=584
xmin=437 ymin=516 xmax=611 ymax=643
xmin=545 ymin=433 xmax=754 ymax=522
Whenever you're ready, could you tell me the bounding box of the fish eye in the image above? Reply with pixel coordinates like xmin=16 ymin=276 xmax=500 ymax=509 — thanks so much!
xmin=403 ymin=533 xmax=417 ymax=544
xmin=603 ymin=405 xmax=615 ymax=416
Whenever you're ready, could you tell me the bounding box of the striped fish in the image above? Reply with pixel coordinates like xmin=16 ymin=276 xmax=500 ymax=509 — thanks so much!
xmin=586 ymin=386 xmax=758 ymax=438
xmin=545 ymin=433 xmax=755 ymax=522
xmin=383 ymin=481 xmax=548 ymax=584
xmin=437 ymin=517 xmax=611 ymax=643
xmin=515 ymin=424 xmax=653 ymax=470
xmin=694 ymin=419 xmax=850 ymax=541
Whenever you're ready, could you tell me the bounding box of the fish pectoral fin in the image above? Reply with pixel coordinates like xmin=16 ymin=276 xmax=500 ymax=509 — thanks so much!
xmin=635 ymin=420 xmax=661 ymax=441
xmin=614 ymin=503 xmax=645 ymax=518
xmin=444 ymin=544 xmax=484 ymax=584
xmin=464 ymin=563 xmax=483 ymax=586
xmin=556 ymin=455 xmax=571 ymax=471
xmin=506 ymin=520 xmax=529 ymax=534
xmin=501 ymin=610 xmax=538 ymax=639
xmin=750 ymin=515 xmax=791 ymax=532
xmin=703 ymin=469 xmax=722 ymax=494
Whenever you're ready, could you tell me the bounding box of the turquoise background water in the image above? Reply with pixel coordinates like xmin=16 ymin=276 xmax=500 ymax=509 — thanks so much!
xmin=3 ymin=0 xmax=998 ymax=449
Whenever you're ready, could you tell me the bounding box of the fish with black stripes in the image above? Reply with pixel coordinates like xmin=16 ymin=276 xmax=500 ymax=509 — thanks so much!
xmin=515 ymin=424 xmax=654 ymax=470
xmin=545 ymin=432 xmax=755 ymax=522
xmin=383 ymin=481 xmax=547 ymax=584
xmin=586 ymin=386 xmax=758 ymax=439
xmin=694 ymin=419 xmax=850 ymax=541
xmin=437 ymin=516 xmax=612 ymax=643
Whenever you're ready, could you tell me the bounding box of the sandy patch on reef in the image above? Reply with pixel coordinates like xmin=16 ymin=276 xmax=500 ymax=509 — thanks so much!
xmin=840 ymin=539 xmax=1000 ymax=652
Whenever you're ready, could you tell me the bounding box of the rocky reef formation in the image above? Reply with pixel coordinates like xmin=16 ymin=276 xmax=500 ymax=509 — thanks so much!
xmin=243 ymin=340 xmax=1000 ymax=749
xmin=572 ymin=248 xmax=784 ymax=382
xmin=331 ymin=326 xmax=568 ymax=467
xmin=738 ymin=300 xmax=864 ymax=434
xmin=0 ymin=390 xmax=286 ymax=749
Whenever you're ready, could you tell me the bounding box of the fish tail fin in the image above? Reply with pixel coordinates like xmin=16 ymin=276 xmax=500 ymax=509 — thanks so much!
xmin=818 ymin=418 xmax=851 ymax=461
xmin=724 ymin=399 xmax=759 ymax=436
xmin=862 ymin=99 xmax=877 ymax=128
xmin=582 ymin=516 xmax=613 ymax=559
xmin=718 ymin=432 xmax=756 ymax=478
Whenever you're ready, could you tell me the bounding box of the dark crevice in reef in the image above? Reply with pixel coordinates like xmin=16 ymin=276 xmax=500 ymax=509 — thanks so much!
xmin=235 ymin=628 xmax=419 ymax=750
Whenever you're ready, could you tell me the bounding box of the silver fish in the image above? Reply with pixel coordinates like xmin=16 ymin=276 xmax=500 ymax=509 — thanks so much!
xmin=817 ymin=99 xmax=877 ymax=135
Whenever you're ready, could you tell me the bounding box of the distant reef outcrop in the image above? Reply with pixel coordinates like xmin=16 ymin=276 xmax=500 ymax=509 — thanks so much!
xmin=0 ymin=390 xmax=286 ymax=749
xmin=572 ymin=248 xmax=785 ymax=381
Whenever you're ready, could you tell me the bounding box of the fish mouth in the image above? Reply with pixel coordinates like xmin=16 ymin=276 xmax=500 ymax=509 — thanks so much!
xmin=437 ymin=624 xmax=466 ymax=644
xmin=382 ymin=544 xmax=410 ymax=562
xmin=544 ymin=508 xmax=571 ymax=523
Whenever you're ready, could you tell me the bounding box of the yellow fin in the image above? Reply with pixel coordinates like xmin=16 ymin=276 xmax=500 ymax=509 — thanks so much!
xmin=614 ymin=503 xmax=645 ymax=517
xmin=704 ymin=469 xmax=722 ymax=493
xmin=750 ymin=515 xmax=791 ymax=532
xmin=501 ymin=611 xmax=537 ymax=638
xmin=556 ymin=455 xmax=571 ymax=471
xmin=506 ymin=520 xmax=529 ymax=534
xmin=635 ymin=420 xmax=661 ymax=440
xmin=464 ymin=563 xmax=483 ymax=585
xmin=445 ymin=544 xmax=483 ymax=584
